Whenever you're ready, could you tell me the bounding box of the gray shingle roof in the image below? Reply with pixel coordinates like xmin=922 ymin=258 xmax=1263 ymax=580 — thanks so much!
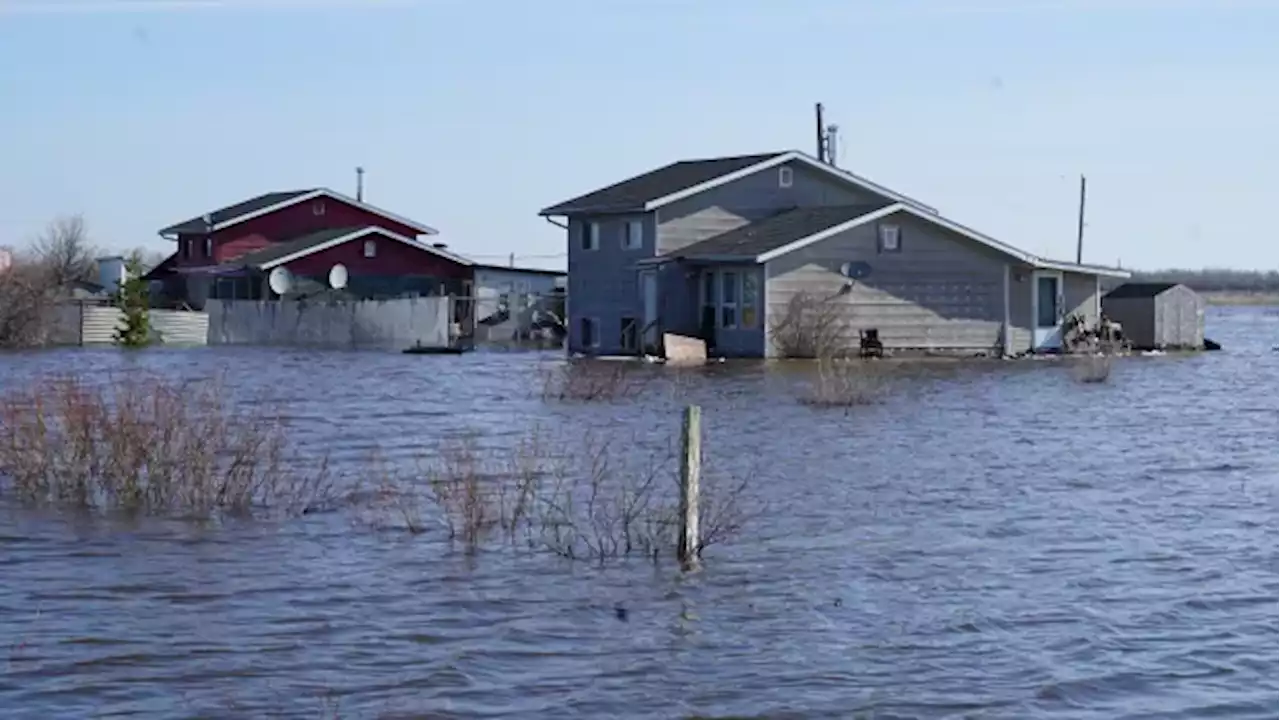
xmin=159 ymin=189 xmax=316 ymax=235
xmin=230 ymin=227 xmax=366 ymax=268
xmin=1103 ymin=282 xmax=1180 ymax=299
xmin=669 ymin=203 xmax=891 ymax=259
xmin=539 ymin=152 xmax=786 ymax=215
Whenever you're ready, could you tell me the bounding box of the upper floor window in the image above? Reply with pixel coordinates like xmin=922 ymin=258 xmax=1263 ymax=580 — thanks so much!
xmin=623 ymin=220 xmax=643 ymax=250
xmin=778 ymin=166 xmax=794 ymax=188
xmin=182 ymin=238 xmax=192 ymax=259
xmin=878 ymin=224 xmax=902 ymax=253
xmin=363 ymin=239 xmax=377 ymax=258
xmin=203 ymin=237 xmax=213 ymax=259
xmin=581 ymin=221 xmax=600 ymax=251
xmin=312 ymin=200 xmax=327 ymax=216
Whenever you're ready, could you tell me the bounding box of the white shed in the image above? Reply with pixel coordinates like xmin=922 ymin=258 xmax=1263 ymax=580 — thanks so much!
xmin=1101 ymin=282 xmax=1205 ymax=350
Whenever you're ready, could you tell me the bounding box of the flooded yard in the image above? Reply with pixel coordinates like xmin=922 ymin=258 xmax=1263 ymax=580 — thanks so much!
xmin=0 ymin=306 xmax=1276 ymax=719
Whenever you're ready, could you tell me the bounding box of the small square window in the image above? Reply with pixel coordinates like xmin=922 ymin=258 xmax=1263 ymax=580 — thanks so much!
xmin=623 ymin=220 xmax=643 ymax=250
xmin=778 ymin=166 xmax=794 ymax=188
xmin=312 ymin=200 xmax=326 ymax=216
xmin=878 ymin=224 xmax=901 ymax=253
xmin=581 ymin=221 xmax=600 ymax=251
xmin=363 ymin=239 xmax=377 ymax=258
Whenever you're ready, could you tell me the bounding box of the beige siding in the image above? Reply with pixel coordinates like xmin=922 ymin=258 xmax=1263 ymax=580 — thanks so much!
xmin=1063 ymin=272 xmax=1099 ymax=325
xmin=764 ymin=210 xmax=1009 ymax=356
xmin=656 ymin=161 xmax=885 ymax=255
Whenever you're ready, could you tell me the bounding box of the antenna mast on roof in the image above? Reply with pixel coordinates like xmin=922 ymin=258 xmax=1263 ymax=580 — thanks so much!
xmin=814 ymin=103 xmax=826 ymax=162
xmin=356 ymin=166 xmax=365 ymax=202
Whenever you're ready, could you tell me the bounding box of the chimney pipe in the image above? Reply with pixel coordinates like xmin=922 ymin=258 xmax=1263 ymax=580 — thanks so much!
xmin=814 ymin=103 xmax=826 ymax=162
xmin=356 ymin=166 xmax=365 ymax=202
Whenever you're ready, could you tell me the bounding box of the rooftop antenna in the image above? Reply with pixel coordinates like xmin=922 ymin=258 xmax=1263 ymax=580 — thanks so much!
xmin=356 ymin=166 xmax=365 ymax=202
xmin=825 ymin=124 xmax=840 ymax=168
xmin=814 ymin=103 xmax=826 ymax=162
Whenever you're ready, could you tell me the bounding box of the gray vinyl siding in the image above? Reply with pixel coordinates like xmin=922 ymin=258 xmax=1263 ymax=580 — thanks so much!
xmin=655 ymin=161 xmax=888 ymax=255
xmin=764 ymin=210 xmax=1008 ymax=357
xmin=1008 ymin=265 xmax=1034 ymax=353
xmin=1063 ymin=272 xmax=1100 ymax=326
xmin=565 ymin=213 xmax=655 ymax=354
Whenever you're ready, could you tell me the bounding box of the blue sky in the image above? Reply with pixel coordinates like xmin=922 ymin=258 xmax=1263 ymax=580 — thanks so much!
xmin=0 ymin=0 xmax=1275 ymax=271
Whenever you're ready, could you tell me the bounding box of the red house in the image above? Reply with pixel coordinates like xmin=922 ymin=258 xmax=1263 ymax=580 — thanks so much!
xmin=147 ymin=188 xmax=474 ymax=307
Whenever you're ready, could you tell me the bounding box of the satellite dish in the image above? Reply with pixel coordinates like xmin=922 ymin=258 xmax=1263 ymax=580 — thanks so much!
xmin=268 ymin=266 xmax=293 ymax=295
xmin=840 ymin=261 xmax=873 ymax=280
xmin=328 ymin=263 xmax=348 ymax=290
xmin=201 ymin=213 xmax=213 ymax=227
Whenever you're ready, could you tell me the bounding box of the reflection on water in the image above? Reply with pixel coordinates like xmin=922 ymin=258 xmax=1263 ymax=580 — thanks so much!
xmin=0 ymin=306 xmax=1276 ymax=719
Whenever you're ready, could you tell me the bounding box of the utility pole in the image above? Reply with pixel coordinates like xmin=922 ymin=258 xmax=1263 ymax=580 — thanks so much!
xmin=814 ymin=103 xmax=826 ymax=162
xmin=356 ymin=166 xmax=365 ymax=202
xmin=1075 ymin=174 xmax=1087 ymax=264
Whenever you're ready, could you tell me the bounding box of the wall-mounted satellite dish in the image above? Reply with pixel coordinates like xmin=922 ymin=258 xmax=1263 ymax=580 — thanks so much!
xmin=328 ymin=263 xmax=348 ymax=290
xmin=268 ymin=266 xmax=294 ymax=295
xmin=840 ymin=261 xmax=873 ymax=280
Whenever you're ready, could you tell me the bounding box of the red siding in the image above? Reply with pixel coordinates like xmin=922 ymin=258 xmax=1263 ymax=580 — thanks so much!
xmin=171 ymin=195 xmax=428 ymax=268
xmin=283 ymin=232 xmax=469 ymax=278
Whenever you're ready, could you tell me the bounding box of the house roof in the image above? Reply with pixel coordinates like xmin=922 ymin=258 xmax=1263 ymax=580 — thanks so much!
xmin=471 ymin=264 xmax=566 ymax=277
xmin=646 ymin=201 xmax=1130 ymax=279
xmin=538 ymin=150 xmax=939 ymax=217
xmin=1103 ymin=282 xmax=1180 ymax=299
xmin=670 ymin=203 xmax=892 ymax=259
xmin=539 ymin=153 xmax=783 ymax=216
xmin=158 ymin=188 xmax=439 ymax=236
xmin=232 ymin=226 xmax=472 ymax=271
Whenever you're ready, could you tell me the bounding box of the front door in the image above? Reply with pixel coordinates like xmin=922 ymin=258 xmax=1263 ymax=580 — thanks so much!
xmin=640 ymin=269 xmax=659 ymax=350
xmin=1032 ymin=271 xmax=1064 ymax=351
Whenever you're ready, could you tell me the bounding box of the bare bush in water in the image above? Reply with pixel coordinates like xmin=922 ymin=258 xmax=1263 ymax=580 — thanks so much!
xmin=538 ymin=359 xmax=651 ymax=403
xmin=799 ymin=357 xmax=886 ymax=407
xmin=378 ymin=425 xmax=756 ymax=563
xmin=0 ymin=373 xmax=336 ymax=517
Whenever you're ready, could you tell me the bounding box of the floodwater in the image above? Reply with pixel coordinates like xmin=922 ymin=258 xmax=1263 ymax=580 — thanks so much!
xmin=0 ymin=306 xmax=1276 ymax=719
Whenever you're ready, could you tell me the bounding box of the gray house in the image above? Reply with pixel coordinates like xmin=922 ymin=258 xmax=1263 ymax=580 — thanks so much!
xmin=539 ymin=150 xmax=1130 ymax=358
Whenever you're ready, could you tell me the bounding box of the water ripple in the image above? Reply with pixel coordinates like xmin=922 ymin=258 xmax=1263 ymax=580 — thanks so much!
xmin=0 ymin=306 xmax=1275 ymax=719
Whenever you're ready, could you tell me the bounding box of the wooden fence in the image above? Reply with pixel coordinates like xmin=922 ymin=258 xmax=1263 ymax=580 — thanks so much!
xmin=56 ymin=303 xmax=209 ymax=346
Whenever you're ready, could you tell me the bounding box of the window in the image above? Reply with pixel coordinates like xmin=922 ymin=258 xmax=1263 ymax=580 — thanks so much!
xmin=779 ymin=166 xmax=794 ymax=188
xmin=182 ymin=239 xmax=192 ymax=259
xmin=620 ymin=316 xmax=638 ymax=352
xmin=581 ymin=221 xmax=600 ymax=251
xmin=203 ymin=237 xmax=213 ymax=259
xmin=312 ymin=200 xmax=326 ymax=216
xmin=578 ymin=316 xmax=598 ymax=349
xmin=623 ymin=220 xmax=643 ymax=250
xmin=741 ymin=272 xmax=759 ymax=328
xmin=364 ymin=239 xmax=377 ymax=258
xmin=878 ymin=224 xmax=902 ymax=253
xmin=720 ymin=270 xmax=739 ymax=329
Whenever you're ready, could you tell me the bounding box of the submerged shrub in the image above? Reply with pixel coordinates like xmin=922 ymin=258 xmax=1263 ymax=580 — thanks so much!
xmin=0 ymin=372 xmax=335 ymax=518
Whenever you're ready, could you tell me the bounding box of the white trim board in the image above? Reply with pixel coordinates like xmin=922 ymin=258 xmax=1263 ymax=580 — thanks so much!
xmin=642 ymin=150 xmax=939 ymax=215
xmin=175 ymin=189 xmax=439 ymax=237
xmin=753 ymin=202 xmax=1132 ymax=279
xmin=258 ymin=227 xmax=472 ymax=270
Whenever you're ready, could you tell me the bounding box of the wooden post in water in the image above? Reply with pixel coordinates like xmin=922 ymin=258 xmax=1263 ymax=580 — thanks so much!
xmin=678 ymin=404 xmax=702 ymax=567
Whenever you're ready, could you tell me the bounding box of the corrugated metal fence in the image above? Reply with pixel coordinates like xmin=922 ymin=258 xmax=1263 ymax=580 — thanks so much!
xmin=60 ymin=303 xmax=209 ymax=346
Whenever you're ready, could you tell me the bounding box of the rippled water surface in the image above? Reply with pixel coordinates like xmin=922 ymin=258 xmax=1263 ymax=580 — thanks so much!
xmin=1 ymin=306 xmax=1276 ymax=719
